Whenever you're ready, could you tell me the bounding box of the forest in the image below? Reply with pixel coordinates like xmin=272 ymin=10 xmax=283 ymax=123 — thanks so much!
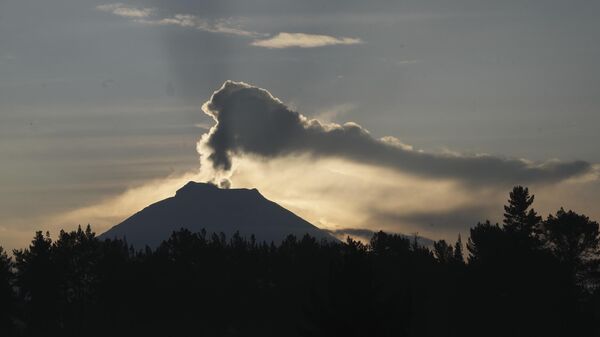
xmin=0 ymin=186 xmax=599 ymax=337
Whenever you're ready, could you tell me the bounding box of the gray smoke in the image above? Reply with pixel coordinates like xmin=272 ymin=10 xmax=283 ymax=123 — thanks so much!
xmin=200 ymin=81 xmax=591 ymax=185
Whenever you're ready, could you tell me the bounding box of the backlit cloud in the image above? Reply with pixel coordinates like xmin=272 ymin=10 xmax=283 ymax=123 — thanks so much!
xmin=199 ymin=81 xmax=591 ymax=185
xmin=251 ymin=32 xmax=363 ymax=49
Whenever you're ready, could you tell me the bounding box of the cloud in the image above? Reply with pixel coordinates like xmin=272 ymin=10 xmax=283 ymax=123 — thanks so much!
xmin=97 ymin=3 xmax=262 ymax=37
xmin=96 ymin=4 xmax=363 ymax=48
xmin=198 ymin=81 xmax=591 ymax=185
xmin=374 ymin=206 xmax=496 ymax=231
xmin=96 ymin=3 xmax=154 ymax=18
xmin=251 ymin=32 xmax=363 ymax=49
xmin=314 ymin=103 xmax=356 ymax=122
xmin=138 ymin=14 xmax=263 ymax=38
xmin=396 ymin=59 xmax=422 ymax=65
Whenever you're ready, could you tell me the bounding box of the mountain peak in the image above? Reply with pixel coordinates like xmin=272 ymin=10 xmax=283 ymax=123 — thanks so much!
xmin=175 ymin=181 xmax=219 ymax=196
xmin=175 ymin=181 xmax=264 ymax=199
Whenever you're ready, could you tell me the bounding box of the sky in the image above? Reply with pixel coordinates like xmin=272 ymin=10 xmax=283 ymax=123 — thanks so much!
xmin=1 ymin=0 xmax=599 ymax=250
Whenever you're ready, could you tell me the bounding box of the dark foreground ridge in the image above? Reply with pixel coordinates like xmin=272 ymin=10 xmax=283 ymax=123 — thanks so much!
xmin=100 ymin=181 xmax=337 ymax=248
xmin=1 ymin=186 xmax=599 ymax=337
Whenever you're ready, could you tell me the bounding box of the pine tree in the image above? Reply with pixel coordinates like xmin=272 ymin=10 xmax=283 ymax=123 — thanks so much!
xmin=453 ymin=234 xmax=464 ymax=263
xmin=503 ymin=186 xmax=542 ymax=240
xmin=0 ymin=246 xmax=15 ymax=334
xmin=13 ymin=231 xmax=58 ymax=333
xmin=433 ymin=240 xmax=453 ymax=263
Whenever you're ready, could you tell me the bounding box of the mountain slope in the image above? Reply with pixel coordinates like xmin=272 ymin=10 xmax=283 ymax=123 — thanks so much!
xmin=99 ymin=181 xmax=337 ymax=248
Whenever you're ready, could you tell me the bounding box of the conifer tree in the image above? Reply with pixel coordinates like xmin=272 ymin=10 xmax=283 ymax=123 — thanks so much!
xmin=0 ymin=246 xmax=15 ymax=334
xmin=453 ymin=234 xmax=464 ymax=263
xmin=433 ymin=240 xmax=453 ymax=263
xmin=503 ymin=186 xmax=542 ymax=236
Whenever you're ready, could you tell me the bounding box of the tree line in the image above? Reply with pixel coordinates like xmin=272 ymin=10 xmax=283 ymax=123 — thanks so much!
xmin=0 ymin=186 xmax=599 ymax=337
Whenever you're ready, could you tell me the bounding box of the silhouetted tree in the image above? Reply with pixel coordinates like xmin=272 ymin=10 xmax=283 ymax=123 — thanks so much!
xmin=453 ymin=235 xmax=464 ymax=264
xmin=433 ymin=240 xmax=453 ymax=263
xmin=540 ymin=208 xmax=600 ymax=286
xmin=503 ymin=186 xmax=542 ymax=244
xmin=369 ymin=231 xmax=411 ymax=258
xmin=467 ymin=221 xmax=504 ymax=264
xmin=0 ymin=246 xmax=16 ymax=335
xmin=13 ymin=231 xmax=58 ymax=334
xmin=52 ymin=225 xmax=100 ymax=334
xmin=464 ymin=188 xmax=585 ymax=337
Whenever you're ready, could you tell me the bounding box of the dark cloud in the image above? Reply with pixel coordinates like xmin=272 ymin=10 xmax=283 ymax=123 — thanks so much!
xmin=200 ymin=81 xmax=591 ymax=185
xmin=372 ymin=206 xmax=496 ymax=232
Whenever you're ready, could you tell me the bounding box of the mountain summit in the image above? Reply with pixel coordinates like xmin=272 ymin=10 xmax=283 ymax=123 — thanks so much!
xmin=99 ymin=181 xmax=336 ymax=248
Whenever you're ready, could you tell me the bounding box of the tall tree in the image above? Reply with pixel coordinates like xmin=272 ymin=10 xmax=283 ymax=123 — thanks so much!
xmin=369 ymin=231 xmax=411 ymax=257
xmin=433 ymin=240 xmax=453 ymax=263
xmin=13 ymin=231 xmax=59 ymax=333
xmin=0 ymin=246 xmax=15 ymax=334
xmin=541 ymin=208 xmax=600 ymax=285
xmin=467 ymin=221 xmax=505 ymax=264
xmin=503 ymin=186 xmax=542 ymax=238
xmin=453 ymin=235 xmax=464 ymax=264
xmin=52 ymin=225 xmax=101 ymax=334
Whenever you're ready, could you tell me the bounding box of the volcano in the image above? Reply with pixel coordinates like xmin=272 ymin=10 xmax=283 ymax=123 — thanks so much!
xmin=99 ymin=181 xmax=337 ymax=248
